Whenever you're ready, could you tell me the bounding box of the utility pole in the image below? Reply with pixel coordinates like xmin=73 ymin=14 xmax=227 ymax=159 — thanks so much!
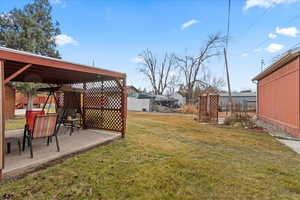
xmin=260 ymin=58 xmax=265 ymax=72
xmin=224 ymin=48 xmax=233 ymax=113
xmin=224 ymin=0 xmax=233 ymax=113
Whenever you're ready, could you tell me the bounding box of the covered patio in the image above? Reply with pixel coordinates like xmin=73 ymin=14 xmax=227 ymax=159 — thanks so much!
xmin=4 ymin=129 xmax=120 ymax=177
xmin=0 ymin=47 xmax=127 ymax=179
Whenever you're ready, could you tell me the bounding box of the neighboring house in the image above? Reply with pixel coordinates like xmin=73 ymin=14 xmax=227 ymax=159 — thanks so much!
xmin=135 ymin=93 xmax=179 ymax=107
xmin=219 ymin=92 xmax=256 ymax=111
xmin=127 ymin=85 xmax=140 ymax=97
xmin=127 ymin=97 xmax=151 ymax=112
xmin=5 ymin=85 xmax=15 ymax=119
xmin=152 ymin=95 xmax=179 ymax=108
xmin=169 ymin=92 xmax=186 ymax=106
xmin=127 ymin=93 xmax=153 ymax=112
xmin=127 ymin=90 xmax=185 ymax=112
xmin=253 ymin=47 xmax=300 ymax=138
xmin=126 ymin=86 xmax=151 ymax=112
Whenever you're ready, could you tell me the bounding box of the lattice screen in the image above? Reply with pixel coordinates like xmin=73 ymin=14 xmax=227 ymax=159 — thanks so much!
xmin=198 ymin=95 xmax=208 ymax=122
xmin=209 ymin=95 xmax=219 ymax=124
xmin=83 ymin=79 xmax=126 ymax=135
xmin=198 ymin=94 xmax=219 ymax=124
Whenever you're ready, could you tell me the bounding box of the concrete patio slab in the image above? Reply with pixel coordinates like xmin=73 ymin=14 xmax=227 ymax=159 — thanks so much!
xmin=3 ymin=129 xmax=121 ymax=177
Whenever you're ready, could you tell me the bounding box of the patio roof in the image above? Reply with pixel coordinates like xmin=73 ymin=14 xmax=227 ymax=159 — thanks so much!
xmin=0 ymin=46 xmax=126 ymax=84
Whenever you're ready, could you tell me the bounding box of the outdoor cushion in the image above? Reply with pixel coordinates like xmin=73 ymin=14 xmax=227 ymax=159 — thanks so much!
xmin=32 ymin=114 xmax=58 ymax=139
xmin=26 ymin=110 xmax=45 ymax=131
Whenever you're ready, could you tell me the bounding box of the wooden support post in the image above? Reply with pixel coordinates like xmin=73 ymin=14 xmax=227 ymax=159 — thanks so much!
xmin=0 ymin=60 xmax=5 ymax=179
xmin=121 ymin=78 xmax=127 ymax=138
xmin=82 ymin=82 xmax=87 ymax=129
xmin=4 ymin=63 xmax=32 ymax=85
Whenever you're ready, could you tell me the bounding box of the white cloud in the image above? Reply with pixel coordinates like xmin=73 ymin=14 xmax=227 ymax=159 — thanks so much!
xmin=276 ymin=26 xmax=298 ymax=37
xmin=268 ymin=33 xmax=277 ymax=39
xmin=132 ymin=56 xmax=145 ymax=63
xmin=241 ymin=53 xmax=249 ymax=57
xmin=244 ymin=0 xmax=300 ymax=10
xmin=265 ymin=43 xmax=284 ymax=53
xmin=55 ymin=34 xmax=78 ymax=46
xmin=181 ymin=19 xmax=199 ymax=30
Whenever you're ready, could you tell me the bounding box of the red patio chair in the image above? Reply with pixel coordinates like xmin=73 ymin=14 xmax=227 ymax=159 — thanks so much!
xmin=22 ymin=110 xmax=45 ymax=151
xmin=23 ymin=114 xmax=59 ymax=158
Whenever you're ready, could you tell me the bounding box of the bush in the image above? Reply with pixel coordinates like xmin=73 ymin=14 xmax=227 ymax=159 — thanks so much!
xmin=180 ymin=104 xmax=198 ymax=114
xmin=223 ymin=113 xmax=252 ymax=127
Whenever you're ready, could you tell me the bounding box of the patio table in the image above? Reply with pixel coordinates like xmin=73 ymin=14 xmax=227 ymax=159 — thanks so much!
xmin=5 ymin=129 xmax=23 ymax=155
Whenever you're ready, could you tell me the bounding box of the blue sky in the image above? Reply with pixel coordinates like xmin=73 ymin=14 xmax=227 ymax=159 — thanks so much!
xmin=2 ymin=0 xmax=300 ymax=91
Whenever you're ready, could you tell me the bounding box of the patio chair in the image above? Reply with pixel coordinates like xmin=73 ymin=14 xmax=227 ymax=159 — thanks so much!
xmin=57 ymin=108 xmax=82 ymax=135
xmin=23 ymin=110 xmax=45 ymax=151
xmin=54 ymin=108 xmax=70 ymax=136
xmin=23 ymin=114 xmax=59 ymax=158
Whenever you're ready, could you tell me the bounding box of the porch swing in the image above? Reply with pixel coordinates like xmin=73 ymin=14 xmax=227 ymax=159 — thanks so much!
xmin=22 ymin=87 xmax=61 ymax=158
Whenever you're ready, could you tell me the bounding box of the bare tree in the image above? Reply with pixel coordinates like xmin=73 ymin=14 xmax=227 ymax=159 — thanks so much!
xmin=178 ymin=74 xmax=225 ymax=104
xmin=200 ymin=66 xmax=225 ymax=91
xmin=175 ymin=33 xmax=225 ymax=103
xmin=137 ymin=49 xmax=177 ymax=95
xmin=165 ymin=73 xmax=181 ymax=96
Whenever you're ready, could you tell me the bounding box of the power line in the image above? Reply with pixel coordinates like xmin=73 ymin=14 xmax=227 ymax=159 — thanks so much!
xmin=243 ymin=7 xmax=273 ymax=35
xmin=229 ymin=6 xmax=273 ymax=51
xmin=243 ymin=38 xmax=269 ymax=54
xmin=241 ymin=12 xmax=300 ymax=55
xmin=254 ymin=40 xmax=300 ymax=70
xmin=285 ymin=13 xmax=300 ymax=25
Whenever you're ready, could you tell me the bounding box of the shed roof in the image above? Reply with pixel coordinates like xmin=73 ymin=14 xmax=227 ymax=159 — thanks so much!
xmin=252 ymin=47 xmax=300 ymax=81
xmin=127 ymin=85 xmax=140 ymax=93
xmin=219 ymin=92 xmax=256 ymax=97
xmin=0 ymin=46 xmax=126 ymax=84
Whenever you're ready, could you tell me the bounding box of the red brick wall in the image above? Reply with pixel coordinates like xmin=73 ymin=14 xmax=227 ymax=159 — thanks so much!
xmin=5 ymin=85 xmax=15 ymax=119
xmin=16 ymin=92 xmax=47 ymax=108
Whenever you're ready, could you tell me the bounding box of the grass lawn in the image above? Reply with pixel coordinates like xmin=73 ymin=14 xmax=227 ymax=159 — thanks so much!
xmin=1 ymin=112 xmax=300 ymax=199
xmin=5 ymin=117 xmax=25 ymax=131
